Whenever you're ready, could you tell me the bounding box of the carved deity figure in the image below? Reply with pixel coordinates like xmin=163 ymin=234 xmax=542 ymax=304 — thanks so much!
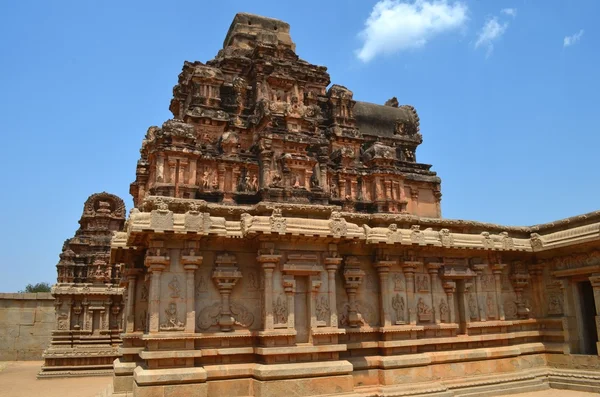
xmin=486 ymin=294 xmax=496 ymax=318
xmin=330 ymin=181 xmax=339 ymax=198
xmin=274 ymin=296 xmax=287 ymax=325
xmin=140 ymin=283 xmax=149 ymax=301
xmin=392 ymin=293 xmax=405 ymax=323
xmin=439 ymin=299 xmax=449 ymax=322
xmin=316 ymin=296 xmax=329 ymax=323
xmin=161 ymin=302 xmax=184 ymax=330
xmin=417 ymin=298 xmax=431 ymax=314
xmin=169 ymin=276 xmax=181 ymax=298
xmin=201 ymin=171 xmax=211 ymax=189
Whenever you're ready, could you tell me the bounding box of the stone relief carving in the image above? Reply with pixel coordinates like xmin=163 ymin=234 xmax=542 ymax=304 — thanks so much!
xmin=274 ymin=295 xmax=288 ymax=325
xmin=160 ymin=302 xmax=184 ymax=331
xmin=270 ymin=208 xmax=287 ymax=234
xmin=439 ymin=229 xmax=454 ymax=247
xmin=468 ymin=294 xmax=478 ymax=319
xmin=197 ymin=301 xmax=255 ymax=330
xmin=316 ymin=296 xmax=330 ymax=323
xmin=329 ymin=212 xmax=348 ymax=238
xmin=392 ymin=273 xmax=405 ymax=291
xmin=137 ymin=309 xmax=147 ymax=332
xmin=168 ymin=276 xmax=181 ymax=298
xmin=57 ymin=312 xmax=69 ymax=330
xmin=195 ymin=273 xmax=209 ymax=295
xmin=417 ymin=298 xmax=432 ymax=322
xmin=416 ymin=275 xmax=430 ymax=292
xmin=504 ymin=298 xmax=518 ymax=320
xmin=548 ymin=293 xmax=564 ymax=315
xmin=140 ymin=283 xmax=149 ymax=301
xmin=439 ymin=298 xmax=449 ymax=323
xmin=392 ymin=293 xmax=405 ymax=324
xmin=410 ymin=225 xmax=425 ymax=244
xmin=338 ymin=300 xmax=376 ymax=327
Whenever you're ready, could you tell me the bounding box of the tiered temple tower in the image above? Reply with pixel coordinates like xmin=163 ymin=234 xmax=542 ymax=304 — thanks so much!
xmin=39 ymin=192 xmax=126 ymax=378
xmin=109 ymin=13 xmax=600 ymax=397
xmin=129 ymin=13 xmax=441 ymax=216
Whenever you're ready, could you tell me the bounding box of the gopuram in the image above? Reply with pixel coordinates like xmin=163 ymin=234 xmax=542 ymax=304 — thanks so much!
xmin=109 ymin=13 xmax=600 ymax=397
xmin=39 ymin=192 xmax=126 ymax=378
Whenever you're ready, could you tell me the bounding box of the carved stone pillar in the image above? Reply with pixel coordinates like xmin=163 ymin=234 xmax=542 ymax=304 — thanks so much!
xmin=81 ymin=298 xmax=90 ymax=331
xmin=257 ymin=250 xmax=282 ymax=330
xmin=189 ymin=159 xmax=197 ymax=185
xmin=145 ymin=244 xmax=170 ymax=333
xmin=156 ymin=154 xmax=165 ymax=182
xmin=125 ymin=273 xmax=137 ymax=333
xmin=472 ymin=264 xmax=487 ymax=321
xmin=212 ymin=253 xmax=241 ymax=332
xmin=375 ymin=256 xmax=395 ymax=327
xmin=259 ymin=150 xmax=273 ymax=188
xmin=218 ymin=163 xmax=226 ymax=191
xmin=168 ymin=160 xmax=177 ymax=184
xmin=443 ymin=281 xmax=456 ymax=323
xmin=181 ymin=244 xmax=202 ymax=333
xmin=427 ymin=263 xmax=442 ymax=324
xmin=101 ymin=299 xmax=111 ymax=331
xmin=309 ymin=275 xmax=322 ymax=330
xmin=491 ymin=264 xmax=506 ymax=320
xmin=283 ymin=275 xmax=296 ymax=329
xmin=588 ymin=274 xmax=600 ymax=353
xmin=343 ymin=257 xmax=365 ymax=328
xmin=324 ymin=251 xmax=342 ymax=328
xmin=529 ymin=264 xmax=545 ymax=318
xmin=338 ymin=179 xmax=347 ymax=199
xmin=511 ymin=265 xmax=531 ymax=319
xmin=402 ymin=261 xmax=419 ymax=325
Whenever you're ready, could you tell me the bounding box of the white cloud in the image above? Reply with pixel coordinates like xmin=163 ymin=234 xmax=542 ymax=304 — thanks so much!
xmin=501 ymin=8 xmax=517 ymax=17
xmin=475 ymin=17 xmax=509 ymax=57
xmin=356 ymin=0 xmax=468 ymax=62
xmin=563 ymin=29 xmax=584 ymax=47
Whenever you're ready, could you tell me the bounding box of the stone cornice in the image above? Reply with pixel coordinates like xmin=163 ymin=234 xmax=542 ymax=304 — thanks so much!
xmin=112 ymin=197 xmax=600 ymax=253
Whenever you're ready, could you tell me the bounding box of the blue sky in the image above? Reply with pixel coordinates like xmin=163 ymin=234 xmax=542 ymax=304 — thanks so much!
xmin=0 ymin=0 xmax=597 ymax=292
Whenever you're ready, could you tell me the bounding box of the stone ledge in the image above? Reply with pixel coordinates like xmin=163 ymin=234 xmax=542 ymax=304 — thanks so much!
xmin=253 ymin=360 xmax=353 ymax=380
xmin=255 ymin=343 xmax=346 ymax=355
xmin=139 ymin=349 xmax=204 ymax=359
xmin=114 ymin=359 xmax=138 ymax=375
xmin=134 ymin=366 xmax=207 ymax=385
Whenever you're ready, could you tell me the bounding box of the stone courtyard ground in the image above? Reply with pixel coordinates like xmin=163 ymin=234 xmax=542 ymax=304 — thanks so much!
xmin=0 ymin=361 xmax=597 ymax=397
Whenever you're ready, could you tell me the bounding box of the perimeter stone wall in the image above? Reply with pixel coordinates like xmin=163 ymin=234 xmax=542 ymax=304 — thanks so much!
xmin=0 ymin=293 xmax=55 ymax=360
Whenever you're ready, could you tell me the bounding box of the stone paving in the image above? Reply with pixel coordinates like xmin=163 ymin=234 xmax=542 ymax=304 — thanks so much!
xmin=0 ymin=361 xmax=112 ymax=397
xmin=0 ymin=361 xmax=597 ymax=397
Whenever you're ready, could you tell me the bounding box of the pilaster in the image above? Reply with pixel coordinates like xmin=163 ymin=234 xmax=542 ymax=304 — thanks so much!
xmin=402 ymin=260 xmax=419 ymax=325
xmin=427 ymin=262 xmax=442 ymax=324
xmin=491 ymin=263 xmax=506 ymax=320
xmin=257 ymin=246 xmax=282 ymax=331
xmin=375 ymin=255 xmax=395 ymax=327
xmin=181 ymin=243 xmax=202 ymax=333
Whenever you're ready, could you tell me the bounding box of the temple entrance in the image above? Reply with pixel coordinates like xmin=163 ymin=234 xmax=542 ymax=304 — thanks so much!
xmin=294 ymin=277 xmax=310 ymax=343
xmin=577 ymin=281 xmax=597 ymax=355
xmin=456 ymin=280 xmax=467 ymax=334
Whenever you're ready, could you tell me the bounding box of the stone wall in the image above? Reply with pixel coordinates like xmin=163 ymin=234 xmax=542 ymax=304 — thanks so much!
xmin=0 ymin=293 xmax=55 ymax=360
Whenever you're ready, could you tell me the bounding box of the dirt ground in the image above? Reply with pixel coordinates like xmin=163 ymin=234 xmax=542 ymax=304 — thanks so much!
xmin=0 ymin=361 xmax=112 ymax=397
xmin=0 ymin=361 xmax=597 ymax=397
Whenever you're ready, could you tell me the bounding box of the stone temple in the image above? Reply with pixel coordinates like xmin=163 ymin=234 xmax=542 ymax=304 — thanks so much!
xmin=100 ymin=12 xmax=600 ymax=397
xmin=40 ymin=192 xmax=126 ymax=377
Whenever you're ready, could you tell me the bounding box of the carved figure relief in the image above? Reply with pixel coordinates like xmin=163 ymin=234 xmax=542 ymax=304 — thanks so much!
xmin=270 ymin=208 xmax=287 ymax=234
xmin=137 ymin=310 xmax=147 ymax=332
xmin=196 ymin=273 xmax=208 ymax=295
xmin=548 ymin=293 xmax=564 ymax=315
xmin=416 ymin=275 xmax=430 ymax=292
xmin=246 ymin=270 xmax=259 ymax=291
xmin=329 ymin=212 xmax=347 ymax=237
xmin=468 ymin=294 xmax=478 ymax=319
xmin=439 ymin=229 xmax=454 ymax=248
xmin=410 ymin=225 xmax=425 ymax=244
xmin=316 ymin=296 xmax=329 ymax=323
xmin=338 ymin=300 xmax=376 ymax=327
xmin=392 ymin=293 xmax=405 ymax=324
xmin=365 ymin=273 xmax=377 ymax=292
xmin=168 ymin=276 xmax=181 ymax=298
xmin=439 ymin=298 xmax=449 ymax=323
xmin=160 ymin=302 xmax=184 ymax=331
xmin=417 ymin=297 xmax=432 ymax=322
xmin=274 ymin=295 xmax=288 ymax=325
xmin=392 ymin=273 xmax=405 ymax=291
xmin=197 ymin=301 xmax=255 ymax=330
xmin=481 ymin=275 xmax=495 ymax=292
xmin=57 ymin=312 xmax=69 ymax=330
